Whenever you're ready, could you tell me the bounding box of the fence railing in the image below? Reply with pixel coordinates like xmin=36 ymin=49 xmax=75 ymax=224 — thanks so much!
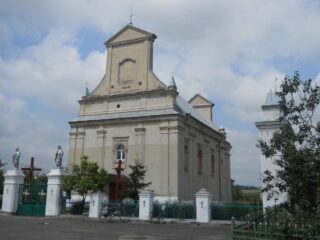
xmin=109 ymin=200 xmax=139 ymax=217
xmin=152 ymin=201 xmax=196 ymax=219
xmin=231 ymin=209 xmax=320 ymax=240
xmin=60 ymin=197 xmax=263 ymax=223
xmin=211 ymin=201 xmax=263 ymax=221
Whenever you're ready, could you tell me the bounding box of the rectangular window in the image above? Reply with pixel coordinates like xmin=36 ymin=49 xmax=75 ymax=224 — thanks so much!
xmin=197 ymin=144 xmax=202 ymax=174
xmin=184 ymin=144 xmax=189 ymax=172
xmin=211 ymin=149 xmax=215 ymax=176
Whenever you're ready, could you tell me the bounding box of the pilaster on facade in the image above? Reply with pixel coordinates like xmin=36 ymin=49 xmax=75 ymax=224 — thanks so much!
xmin=69 ymin=129 xmax=85 ymax=166
xmin=96 ymin=128 xmax=107 ymax=168
xmin=135 ymin=127 xmax=146 ymax=163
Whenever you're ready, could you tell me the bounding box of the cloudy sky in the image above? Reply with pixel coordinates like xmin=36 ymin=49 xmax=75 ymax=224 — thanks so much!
xmin=1 ymin=0 xmax=320 ymax=186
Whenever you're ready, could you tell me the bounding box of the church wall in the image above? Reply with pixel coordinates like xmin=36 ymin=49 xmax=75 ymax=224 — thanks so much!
xmin=79 ymin=91 xmax=174 ymax=117
xmin=177 ymin=119 xmax=231 ymax=201
xmin=69 ymin=117 xmax=180 ymax=198
xmin=69 ymin=116 xmax=231 ymax=201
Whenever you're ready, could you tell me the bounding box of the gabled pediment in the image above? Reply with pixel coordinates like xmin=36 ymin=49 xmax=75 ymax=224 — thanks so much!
xmin=188 ymin=94 xmax=214 ymax=106
xmin=105 ymin=24 xmax=156 ymax=47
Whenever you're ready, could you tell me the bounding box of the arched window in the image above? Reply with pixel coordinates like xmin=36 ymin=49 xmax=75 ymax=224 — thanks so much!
xmin=116 ymin=144 xmax=126 ymax=161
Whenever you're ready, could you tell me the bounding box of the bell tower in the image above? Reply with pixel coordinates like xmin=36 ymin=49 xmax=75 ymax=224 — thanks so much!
xmin=255 ymin=90 xmax=287 ymax=209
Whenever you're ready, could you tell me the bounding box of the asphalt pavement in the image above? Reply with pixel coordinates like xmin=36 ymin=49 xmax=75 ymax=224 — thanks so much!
xmin=0 ymin=215 xmax=232 ymax=240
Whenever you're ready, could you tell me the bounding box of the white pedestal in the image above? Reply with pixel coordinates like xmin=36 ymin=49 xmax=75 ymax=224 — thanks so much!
xmin=139 ymin=190 xmax=154 ymax=220
xmin=45 ymin=168 xmax=64 ymax=216
xmin=89 ymin=192 xmax=106 ymax=218
xmin=1 ymin=170 xmax=25 ymax=213
xmin=196 ymin=188 xmax=212 ymax=223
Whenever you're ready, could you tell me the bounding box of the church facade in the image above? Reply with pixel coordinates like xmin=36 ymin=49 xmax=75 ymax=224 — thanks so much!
xmin=68 ymin=24 xmax=232 ymax=201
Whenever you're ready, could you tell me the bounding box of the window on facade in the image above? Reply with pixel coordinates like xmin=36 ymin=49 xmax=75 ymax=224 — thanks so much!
xmin=184 ymin=144 xmax=189 ymax=172
xmin=197 ymin=145 xmax=202 ymax=174
xmin=116 ymin=144 xmax=126 ymax=161
xmin=211 ymin=154 xmax=215 ymax=175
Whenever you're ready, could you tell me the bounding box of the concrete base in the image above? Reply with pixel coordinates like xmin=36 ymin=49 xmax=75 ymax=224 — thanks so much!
xmin=45 ymin=168 xmax=64 ymax=216
xmin=1 ymin=170 xmax=25 ymax=214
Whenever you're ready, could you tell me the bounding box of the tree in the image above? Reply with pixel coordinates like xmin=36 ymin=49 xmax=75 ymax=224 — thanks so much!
xmin=63 ymin=156 xmax=108 ymax=205
xmin=258 ymin=72 xmax=320 ymax=223
xmin=125 ymin=161 xmax=151 ymax=200
xmin=0 ymin=160 xmax=6 ymax=194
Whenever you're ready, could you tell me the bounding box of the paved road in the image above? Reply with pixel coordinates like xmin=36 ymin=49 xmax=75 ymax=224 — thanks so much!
xmin=0 ymin=215 xmax=232 ymax=240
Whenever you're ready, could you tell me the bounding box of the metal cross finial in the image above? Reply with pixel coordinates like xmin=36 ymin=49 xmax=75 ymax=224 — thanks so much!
xmin=129 ymin=8 xmax=135 ymax=25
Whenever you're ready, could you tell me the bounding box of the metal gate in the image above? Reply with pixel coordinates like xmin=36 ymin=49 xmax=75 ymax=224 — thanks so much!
xmin=17 ymin=180 xmax=47 ymax=216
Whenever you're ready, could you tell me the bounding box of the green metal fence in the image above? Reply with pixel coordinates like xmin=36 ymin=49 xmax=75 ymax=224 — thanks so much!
xmin=109 ymin=200 xmax=139 ymax=217
xmin=17 ymin=181 xmax=47 ymax=217
xmin=211 ymin=201 xmax=263 ymax=221
xmin=152 ymin=201 xmax=196 ymax=219
xmin=231 ymin=209 xmax=320 ymax=240
xmin=232 ymin=218 xmax=320 ymax=240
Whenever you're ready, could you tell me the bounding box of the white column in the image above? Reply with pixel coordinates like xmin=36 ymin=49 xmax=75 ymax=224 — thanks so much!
xmin=139 ymin=190 xmax=154 ymax=220
xmin=195 ymin=188 xmax=212 ymax=223
xmin=89 ymin=192 xmax=106 ymax=218
xmin=45 ymin=169 xmax=64 ymax=216
xmin=1 ymin=170 xmax=25 ymax=214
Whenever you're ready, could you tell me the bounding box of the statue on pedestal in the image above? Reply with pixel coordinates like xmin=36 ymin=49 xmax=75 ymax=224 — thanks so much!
xmin=12 ymin=147 xmax=20 ymax=170
xmin=55 ymin=145 xmax=63 ymax=169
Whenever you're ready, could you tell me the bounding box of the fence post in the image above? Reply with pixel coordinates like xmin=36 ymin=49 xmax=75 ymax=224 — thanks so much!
xmin=45 ymin=168 xmax=64 ymax=216
xmin=195 ymin=188 xmax=212 ymax=223
xmin=139 ymin=190 xmax=154 ymax=220
xmin=89 ymin=192 xmax=106 ymax=218
xmin=1 ymin=170 xmax=25 ymax=214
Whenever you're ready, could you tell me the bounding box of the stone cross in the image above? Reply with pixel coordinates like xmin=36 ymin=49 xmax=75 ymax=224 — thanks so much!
xmin=114 ymin=160 xmax=124 ymax=199
xmin=21 ymin=157 xmax=42 ymax=184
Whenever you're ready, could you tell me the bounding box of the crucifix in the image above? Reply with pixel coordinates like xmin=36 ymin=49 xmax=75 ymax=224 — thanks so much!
xmin=21 ymin=157 xmax=42 ymax=184
xmin=114 ymin=160 xmax=124 ymax=199
xmin=129 ymin=8 xmax=135 ymax=25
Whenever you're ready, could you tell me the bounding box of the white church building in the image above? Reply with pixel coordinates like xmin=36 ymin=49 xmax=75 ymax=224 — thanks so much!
xmin=68 ymin=24 xmax=232 ymax=201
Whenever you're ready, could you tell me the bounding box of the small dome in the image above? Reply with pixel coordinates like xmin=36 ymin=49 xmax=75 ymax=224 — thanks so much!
xmin=265 ymin=90 xmax=281 ymax=105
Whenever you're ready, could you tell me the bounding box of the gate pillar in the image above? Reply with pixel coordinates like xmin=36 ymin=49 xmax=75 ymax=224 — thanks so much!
xmin=139 ymin=190 xmax=154 ymax=220
xmin=45 ymin=168 xmax=64 ymax=216
xmin=89 ymin=192 xmax=106 ymax=218
xmin=1 ymin=170 xmax=25 ymax=214
xmin=195 ymin=188 xmax=212 ymax=223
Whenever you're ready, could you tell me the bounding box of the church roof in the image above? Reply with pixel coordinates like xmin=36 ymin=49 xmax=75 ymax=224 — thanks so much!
xmin=176 ymin=96 xmax=218 ymax=130
xmin=188 ymin=93 xmax=214 ymax=106
xmin=105 ymin=24 xmax=157 ymax=47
